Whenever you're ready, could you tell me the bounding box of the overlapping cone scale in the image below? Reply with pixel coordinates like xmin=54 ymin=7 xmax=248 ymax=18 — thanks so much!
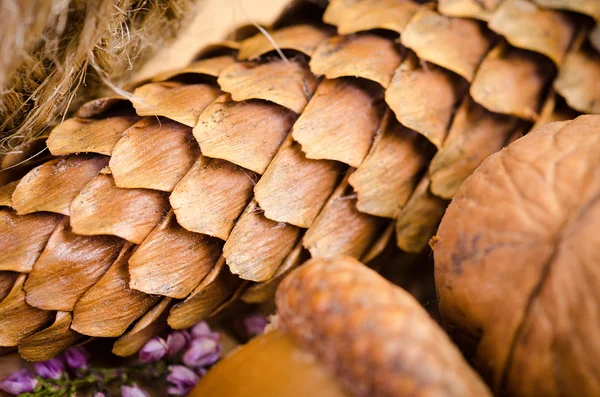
xmin=0 ymin=0 xmax=599 ymax=361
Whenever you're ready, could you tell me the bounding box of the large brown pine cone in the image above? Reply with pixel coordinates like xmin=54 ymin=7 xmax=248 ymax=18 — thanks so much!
xmin=1 ymin=0 xmax=599 ymax=361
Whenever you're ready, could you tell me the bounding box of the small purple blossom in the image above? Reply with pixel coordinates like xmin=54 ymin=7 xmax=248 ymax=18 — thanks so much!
xmin=190 ymin=322 xmax=211 ymax=339
xmin=0 ymin=369 xmax=39 ymax=395
xmin=166 ymin=330 xmax=191 ymax=357
xmin=166 ymin=365 xmax=200 ymax=396
xmin=183 ymin=337 xmax=221 ymax=368
xmin=34 ymin=357 xmax=66 ymax=380
xmin=139 ymin=336 xmax=168 ymax=363
xmin=121 ymin=384 xmax=150 ymax=397
xmin=195 ymin=367 xmax=208 ymax=377
xmin=241 ymin=314 xmax=269 ymax=338
xmin=190 ymin=321 xmax=220 ymax=341
xmin=64 ymin=346 xmax=89 ymax=370
xmin=93 ymin=392 xmax=107 ymax=397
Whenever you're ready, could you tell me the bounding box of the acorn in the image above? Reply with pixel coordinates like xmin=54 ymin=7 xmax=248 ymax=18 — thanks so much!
xmin=191 ymin=256 xmax=491 ymax=397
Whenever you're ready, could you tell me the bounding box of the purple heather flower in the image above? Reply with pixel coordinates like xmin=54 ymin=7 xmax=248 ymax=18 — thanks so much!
xmin=93 ymin=392 xmax=107 ymax=397
xmin=34 ymin=357 xmax=66 ymax=380
xmin=241 ymin=314 xmax=269 ymax=338
xmin=64 ymin=346 xmax=89 ymax=370
xmin=195 ymin=367 xmax=208 ymax=377
xmin=139 ymin=336 xmax=168 ymax=363
xmin=0 ymin=369 xmax=39 ymax=395
xmin=190 ymin=321 xmax=220 ymax=341
xmin=166 ymin=365 xmax=200 ymax=396
xmin=183 ymin=337 xmax=221 ymax=368
xmin=190 ymin=321 xmax=211 ymax=338
xmin=166 ymin=330 xmax=191 ymax=357
xmin=121 ymin=384 xmax=150 ymax=397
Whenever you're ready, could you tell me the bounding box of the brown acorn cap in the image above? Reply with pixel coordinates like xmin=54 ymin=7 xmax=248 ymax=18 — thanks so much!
xmin=192 ymin=256 xmax=491 ymax=397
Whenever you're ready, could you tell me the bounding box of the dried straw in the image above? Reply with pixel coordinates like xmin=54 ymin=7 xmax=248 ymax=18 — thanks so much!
xmin=0 ymin=0 xmax=200 ymax=154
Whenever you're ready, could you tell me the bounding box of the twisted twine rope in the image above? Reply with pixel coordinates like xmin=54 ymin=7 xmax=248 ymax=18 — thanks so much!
xmin=0 ymin=0 xmax=199 ymax=155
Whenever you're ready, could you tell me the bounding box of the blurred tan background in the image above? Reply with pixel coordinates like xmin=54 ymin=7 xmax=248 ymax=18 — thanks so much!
xmin=138 ymin=0 xmax=289 ymax=79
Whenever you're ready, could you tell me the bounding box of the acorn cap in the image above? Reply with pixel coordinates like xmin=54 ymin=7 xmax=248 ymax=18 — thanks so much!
xmin=192 ymin=256 xmax=490 ymax=397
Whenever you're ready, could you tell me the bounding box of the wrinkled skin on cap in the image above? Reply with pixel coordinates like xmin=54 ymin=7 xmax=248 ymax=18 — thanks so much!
xmin=434 ymin=115 xmax=600 ymax=397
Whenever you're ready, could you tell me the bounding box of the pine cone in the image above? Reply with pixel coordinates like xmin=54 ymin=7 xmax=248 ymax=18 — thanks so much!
xmin=1 ymin=0 xmax=599 ymax=361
